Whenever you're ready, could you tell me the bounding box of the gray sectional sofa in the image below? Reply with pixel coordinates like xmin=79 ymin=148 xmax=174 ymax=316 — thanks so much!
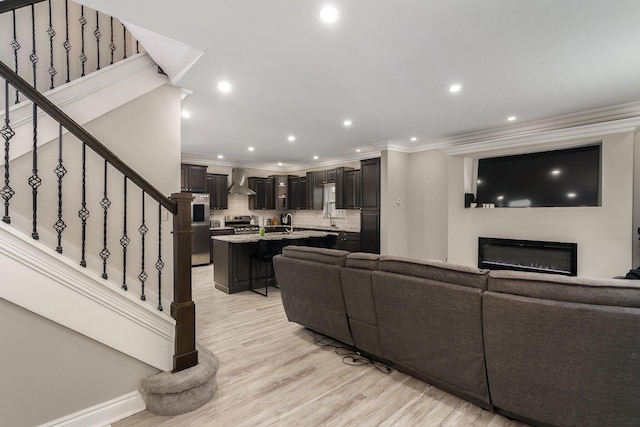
xmin=272 ymin=246 xmax=640 ymax=427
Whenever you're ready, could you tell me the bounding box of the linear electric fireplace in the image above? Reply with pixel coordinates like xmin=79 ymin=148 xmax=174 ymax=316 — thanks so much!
xmin=478 ymin=237 xmax=577 ymax=276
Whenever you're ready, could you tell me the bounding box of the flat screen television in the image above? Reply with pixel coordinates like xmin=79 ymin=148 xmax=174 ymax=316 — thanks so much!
xmin=476 ymin=144 xmax=601 ymax=208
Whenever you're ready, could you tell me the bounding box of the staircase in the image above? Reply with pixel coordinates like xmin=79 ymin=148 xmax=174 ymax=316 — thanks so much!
xmin=0 ymin=1 xmax=198 ymax=426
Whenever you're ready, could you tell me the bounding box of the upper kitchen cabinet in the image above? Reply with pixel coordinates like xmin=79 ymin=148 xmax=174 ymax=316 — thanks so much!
xmin=306 ymin=171 xmax=323 ymax=210
xmin=334 ymin=166 xmax=354 ymax=209
xmin=181 ymin=164 xmax=208 ymax=193
xmin=207 ymin=174 xmax=228 ymax=210
xmin=314 ymin=168 xmax=336 ymax=185
xmin=345 ymin=169 xmax=361 ymax=209
xmin=360 ymin=157 xmax=380 ymax=210
xmin=288 ymin=176 xmax=308 ymax=210
xmin=248 ymin=177 xmax=275 ymax=210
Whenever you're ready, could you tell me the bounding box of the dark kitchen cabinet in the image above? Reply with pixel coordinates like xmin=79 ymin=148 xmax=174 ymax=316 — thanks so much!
xmin=207 ymin=174 xmax=228 ymax=210
xmin=336 ymin=231 xmax=360 ymax=252
xmin=361 ymin=158 xmax=380 ymax=210
xmin=314 ymin=170 xmax=327 ymax=185
xmin=345 ymin=169 xmax=361 ymax=209
xmin=248 ymin=177 xmax=274 ymax=210
xmin=181 ymin=164 xmax=207 ymax=193
xmin=306 ymin=171 xmax=323 ymax=210
xmin=326 ymin=169 xmax=336 ymax=183
xmin=360 ymin=157 xmax=380 ymax=254
xmin=288 ymin=176 xmax=308 ymax=210
xmin=334 ymin=167 xmax=354 ymax=209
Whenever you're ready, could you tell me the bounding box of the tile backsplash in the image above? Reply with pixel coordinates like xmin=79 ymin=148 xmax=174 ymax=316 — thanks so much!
xmin=210 ymin=194 xmax=360 ymax=232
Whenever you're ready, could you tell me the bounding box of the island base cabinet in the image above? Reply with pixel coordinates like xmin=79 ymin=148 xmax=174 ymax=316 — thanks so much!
xmin=213 ymin=240 xmax=269 ymax=294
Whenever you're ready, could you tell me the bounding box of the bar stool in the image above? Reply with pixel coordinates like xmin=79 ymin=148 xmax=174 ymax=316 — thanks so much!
xmin=250 ymin=238 xmax=290 ymax=296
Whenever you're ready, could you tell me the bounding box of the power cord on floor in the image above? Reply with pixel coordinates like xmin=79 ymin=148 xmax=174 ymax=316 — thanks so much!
xmin=306 ymin=329 xmax=392 ymax=374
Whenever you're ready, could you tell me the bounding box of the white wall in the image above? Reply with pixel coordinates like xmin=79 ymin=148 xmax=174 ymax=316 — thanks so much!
xmin=447 ymin=132 xmax=635 ymax=278
xmin=380 ymin=150 xmax=409 ymax=256
xmin=0 ymin=298 xmax=158 ymax=427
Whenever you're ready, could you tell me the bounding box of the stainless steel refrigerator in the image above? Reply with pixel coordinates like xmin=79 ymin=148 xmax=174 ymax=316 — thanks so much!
xmin=191 ymin=193 xmax=210 ymax=265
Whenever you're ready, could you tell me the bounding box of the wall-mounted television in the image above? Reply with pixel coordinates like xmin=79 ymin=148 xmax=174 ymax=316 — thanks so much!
xmin=476 ymin=144 xmax=601 ymax=208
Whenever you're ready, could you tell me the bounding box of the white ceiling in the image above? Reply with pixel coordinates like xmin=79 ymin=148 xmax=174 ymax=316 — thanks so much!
xmin=78 ymin=0 xmax=640 ymax=169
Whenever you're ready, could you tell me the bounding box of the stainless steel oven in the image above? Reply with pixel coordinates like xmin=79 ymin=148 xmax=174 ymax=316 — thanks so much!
xmin=191 ymin=193 xmax=210 ymax=265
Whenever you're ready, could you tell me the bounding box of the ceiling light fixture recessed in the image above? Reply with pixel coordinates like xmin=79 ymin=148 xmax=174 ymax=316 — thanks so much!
xmin=278 ymin=162 xmax=283 ymax=166
xmin=217 ymin=154 xmax=223 ymax=159
xmin=288 ymin=135 xmax=296 ymax=142
xmin=507 ymin=116 xmax=517 ymax=121
xmin=217 ymin=80 xmax=232 ymax=94
xmin=567 ymin=192 xmax=577 ymax=198
xmin=551 ymin=169 xmax=561 ymax=175
xmin=410 ymin=137 xmax=417 ymax=142
xmin=248 ymin=147 xmax=254 ymax=152
xmin=449 ymin=84 xmax=462 ymax=93
xmin=356 ymin=149 xmax=361 ymax=153
xmin=181 ymin=111 xmax=191 ymax=119
xmin=320 ymin=5 xmax=339 ymax=24
xmin=313 ymin=155 xmax=319 ymax=160
xmin=343 ymin=119 xmax=352 ymax=127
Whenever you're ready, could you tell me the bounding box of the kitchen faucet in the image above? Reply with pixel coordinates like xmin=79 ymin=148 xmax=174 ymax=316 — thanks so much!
xmin=284 ymin=212 xmax=293 ymax=233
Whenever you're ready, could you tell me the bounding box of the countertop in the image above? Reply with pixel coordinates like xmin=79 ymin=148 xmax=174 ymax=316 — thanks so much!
xmin=211 ymin=230 xmax=338 ymax=244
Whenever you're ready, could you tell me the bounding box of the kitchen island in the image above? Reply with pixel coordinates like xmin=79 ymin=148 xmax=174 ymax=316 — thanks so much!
xmin=211 ymin=231 xmax=338 ymax=294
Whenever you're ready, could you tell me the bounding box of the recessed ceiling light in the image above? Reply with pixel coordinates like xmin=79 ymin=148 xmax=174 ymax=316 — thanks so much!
xmin=181 ymin=111 xmax=191 ymax=119
xmin=248 ymin=147 xmax=254 ymax=152
xmin=449 ymin=84 xmax=462 ymax=93
xmin=497 ymin=195 xmax=504 ymax=200
xmin=217 ymin=154 xmax=223 ymax=159
xmin=507 ymin=116 xmax=517 ymax=121
xmin=320 ymin=5 xmax=339 ymax=24
xmin=288 ymin=135 xmax=296 ymax=142
xmin=217 ymin=80 xmax=232 ymax=94
xmin=278 ymin=162 xmax=283 ymax=166
xmin=410 ymin=137 xmax=417 ymax=142
xmin=356 ymin=149 xmax=361 ymax=153
xmin=567 ymin=192 xmax=577 ymax=198
xmin=313 ymin=155 xmax=319 ymax=160
xmin=343 ymin=119 xmax=352 ymax=127
xmin=551 ymin=169 xmax=561 ymax=175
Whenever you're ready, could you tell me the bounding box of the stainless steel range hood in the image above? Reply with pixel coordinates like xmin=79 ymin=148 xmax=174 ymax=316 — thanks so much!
xmin=228 ymin=168 xmax=256 ymax=196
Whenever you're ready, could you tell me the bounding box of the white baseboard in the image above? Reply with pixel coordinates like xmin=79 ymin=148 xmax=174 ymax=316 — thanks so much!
xmin=39 ymin=391 xmax=146 ymax=427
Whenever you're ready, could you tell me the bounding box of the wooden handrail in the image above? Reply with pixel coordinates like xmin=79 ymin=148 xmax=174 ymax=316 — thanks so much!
xmin=0 ymin=0 xmax=46 ymax=14
xmin=0 ymin=60 xmax=176 ymax=214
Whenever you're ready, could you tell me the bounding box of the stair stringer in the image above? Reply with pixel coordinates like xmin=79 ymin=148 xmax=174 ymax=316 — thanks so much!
xmin=0 ymin=220 xmax=175 ymax=372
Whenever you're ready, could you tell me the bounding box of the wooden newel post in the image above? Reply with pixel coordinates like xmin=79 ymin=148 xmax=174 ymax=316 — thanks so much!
xmin=170 ymin=192 xmax=198 ymax=372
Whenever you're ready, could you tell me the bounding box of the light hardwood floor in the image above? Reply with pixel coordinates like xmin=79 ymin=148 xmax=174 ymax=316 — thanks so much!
xmin=115 ymin=265 xmax=527 ymax=427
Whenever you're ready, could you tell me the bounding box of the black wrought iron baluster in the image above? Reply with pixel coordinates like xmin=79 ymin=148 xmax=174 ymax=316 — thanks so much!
xmin=138 ymin=190 xmax=148 ymax=301
xmin=120 ymin=177 xmax=129 ymax=290
xmin=100 ymin=160 xmax=111 ymax=279
xmin=54 ymin=124 xmax=67 ymax=253
xmin=64 ymin=0 xmax=71 ymax=83
xmin=29 ymin=103 xmax=41 ymax=240
xmin=11 ymin=10 xmax=21 ymax=104
xmin=1 ymin=82 xmax=15 ymax=224
xmin=30 ymin=4 xmax=38 ymax=89
xmin=156 ymin=204 xmax=164 ymax=311
xmin=122 ymin=23 xmax=128 ymax=60
xmin=94 ymin=11 xmax=101 ymax=71
xmin=47 ymin=0 xmax=57 ymax=89
xmin=78 ymin=143 xmax=89 ymax=267
xmin=79 ymin=6 xmax=87 ymax=77
xmin=136 ymin=40 xmax=139 ymax=54
xmin=109 ymin=17 xmax=116 ymax=65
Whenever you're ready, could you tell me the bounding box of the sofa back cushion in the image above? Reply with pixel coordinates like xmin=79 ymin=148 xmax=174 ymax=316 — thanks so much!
xmin=273 ymin=247 xmax=352 ymax=345
xmin=341 ymin=253 xmax=383 ymax=358
xmin=483 ymin=290 xmax=640 ymax=427
xmin=379 ymin=256 xmax=489 ymax=290
xmin=281 ymin=245 xmax=348 ymax=266
xmin=488 ymin=270 xmax=640 ymax=307
xmin=371 ymin=267 xmax=491 ymax=408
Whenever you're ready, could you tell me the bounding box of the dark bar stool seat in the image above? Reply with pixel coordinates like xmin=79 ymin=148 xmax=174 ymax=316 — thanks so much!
xmin=250 ymin=238 xmax=291 ymax=296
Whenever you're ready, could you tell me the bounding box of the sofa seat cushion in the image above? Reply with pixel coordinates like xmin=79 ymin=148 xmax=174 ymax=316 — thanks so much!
xmin=489 ymin=270 xmax=640 ymax=307
xmin=379 ymin=256 xmax=489 ymax=290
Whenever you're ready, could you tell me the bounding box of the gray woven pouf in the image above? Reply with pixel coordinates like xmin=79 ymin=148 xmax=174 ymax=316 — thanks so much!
xmin=140 ymin=345 xmax=219 ymax=416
